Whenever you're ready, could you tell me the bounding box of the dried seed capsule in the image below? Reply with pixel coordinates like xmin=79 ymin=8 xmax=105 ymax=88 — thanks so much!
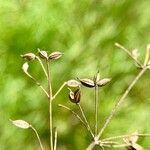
xmin=69 ymin=90 xmax=75 ymax=102
xmin=66 ymin=80 xmax=80 ymax=87
xmin=97 ymin=78 xmax=111 ymax=87
xmin=69 ymin=89 xmax=81 ymax=104
xmin=49 ymin=51 xmax=63 ymax=60
xmin=21 ymin=53 xmax=36 ymax=61
xmin=38 ymin=49 xmax=48 ymax=59
xmin=74 ymin=89 xmax=81 ymax=103
xmin=79 ymin=78 xmax=95 ymax=88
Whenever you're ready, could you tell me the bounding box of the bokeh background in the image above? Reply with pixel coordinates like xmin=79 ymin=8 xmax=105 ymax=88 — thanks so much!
xmin=0 ymin=0 xmax=150 ymax=150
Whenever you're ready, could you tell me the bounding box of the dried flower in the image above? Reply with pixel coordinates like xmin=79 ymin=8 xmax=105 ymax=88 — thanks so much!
xmin=38 ymin=48 xmax=48 ymax=60
xmin=49 ymin=51 xmax=63 ymax=60
xmin=21 ymin=53 xmax=36 ymax=61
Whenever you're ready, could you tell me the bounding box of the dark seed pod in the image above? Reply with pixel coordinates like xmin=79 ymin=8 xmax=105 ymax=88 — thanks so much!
xmin=79 ymin=78 xmax=95 ymax=88
xmin=97 ymin=78 xmax=111 ymax=87
xmin=21 ymin=53 xmax=36 ymax=61
xmin=66 ymin=80 xmax=80 ymax=87
xmin=38 ymin=49 xmax=48 ymax=59
xmin=74 ymin=89 xmax=81 ymax=103
xmin=49 ymin=51 xmax=63 ymax=60
xmin=69 ymin=89 xmax=81 ymax=104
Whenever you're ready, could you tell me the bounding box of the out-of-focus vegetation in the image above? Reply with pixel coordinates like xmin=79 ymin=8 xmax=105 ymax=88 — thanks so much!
xmin=0 ymin=0 xmax=150 ymax=150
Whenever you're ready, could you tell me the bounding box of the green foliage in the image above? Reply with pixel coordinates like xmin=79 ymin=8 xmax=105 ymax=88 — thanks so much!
xmin=0 ymin=0 xmax=150 ymax=149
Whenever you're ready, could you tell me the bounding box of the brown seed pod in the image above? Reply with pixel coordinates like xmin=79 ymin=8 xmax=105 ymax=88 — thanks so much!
xmin=97 ymin=78 xmax=111 ymax=87
xmin=69 ymin=89 xmax=81 ymax=104
xmin=78 ymin=78 xmax=95 ymax=88
xmin=21 ymin=53 xmax=36 ymax=61
xmin=38 ymin=49 xmax=48 ymax=59
xmin=66 ymin=80 xmax=80 ymax=87
xmin=74 ymin=89 xmax=81 ymax=103
xmin=49 ymin=51 xmax=63 ymax=60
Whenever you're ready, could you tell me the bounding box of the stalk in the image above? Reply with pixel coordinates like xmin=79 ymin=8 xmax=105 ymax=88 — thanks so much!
xmin=31 ymin=126 xmax=44 ymax=150
xmin=46 ymin=60 xmax=53 ymax=150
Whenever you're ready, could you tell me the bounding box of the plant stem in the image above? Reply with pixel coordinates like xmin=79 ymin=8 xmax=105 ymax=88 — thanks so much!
xmin=36 ymin=56 xmax=48 ymax=79
xmin=58 ymin=104 xmax=86 ymax=126
xmin=31 ymin=126 xmax=44 ymax=150
xmin=86 ymin=67 xmax=147 ymax=150
xmin=97 ymin=67 xmax=147 ymax=139
xmin=52 ymin=82 xmax=66 ymax=100
xmin=46 ymin=60 xmax=53 ymax=150
xmin=54 ymin=128 xmax=57 ymax=150
xmin=94 ymin=86 xmax=98 ymax=136
xmin=77 ymin=103 xmax=94 ymax=138
xmin=115 ymin=43 xmax=142 ymax=67
xmin=102 ymin=133 xmax=150 ymax=141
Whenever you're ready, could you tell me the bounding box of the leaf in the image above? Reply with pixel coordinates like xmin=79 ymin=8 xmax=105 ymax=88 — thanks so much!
xmin=10 ymin=119 xmax=31 ymax=129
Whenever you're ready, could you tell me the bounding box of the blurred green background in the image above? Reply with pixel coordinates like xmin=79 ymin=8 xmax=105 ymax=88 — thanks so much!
xmin=0 ymin=0 xmax=150 ymax=150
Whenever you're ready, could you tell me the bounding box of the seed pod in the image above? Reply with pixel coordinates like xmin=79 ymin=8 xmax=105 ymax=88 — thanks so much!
xmin=11 ymin=119 xmax=31 ymax=129
xmin=38 ymin=49 xmax=48 ymax=59
xmin=21 ymin=53 xmax=36 ymax=61
xmin=93 ymin=71 xmax=100 ymax=84
xmin=97 ymin=78 xmax=111 ymax=87
xmin=49 ymin=51 xmax=63 ymax=60
xmin=69 ymin=89 xmax=81 ymax=104
xmin=69 ymin=90 xmax=75 ymax=102
xmin=66 ymin=80 xmax=80 ymax=87
xmin=74 ymin=89 xmax=81 ymax=103
xmin=79 ymin=78 xmax=95 ymax=88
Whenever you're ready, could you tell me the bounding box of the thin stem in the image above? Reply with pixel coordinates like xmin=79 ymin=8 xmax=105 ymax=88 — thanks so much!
xmin=97 ymin=67 xmax=147 ymax=139
xmin=36 ymin=56 xmax=48 ymax=79
xmin=144 ymin=45 xmax=150 ymax=66
xmin=46 ymin=60 xmax=53 ymax=150
xmin=115 ymin=43 xmax=142 ymax=67
xmin=31 ymin=126 xmax=44 ymax=150
xmin=94 ymin=86 xmax=98 ymax=136
xmin=102 ymin=133 xmax=150 ymax=141
xmin=52 ymin=82 xmax=66 ymax=100
xmin=24 ymin=69 xmax=49 ymax=97
xmin=36 ymin=82 xmax=49 ymax=97
xmin=58 ymin=104 xmax=86 ymax=126
xmin=54 ymin=128 xmax=57 ymax=150
xmin=77 ymin=103 xmax=94 ymax=138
